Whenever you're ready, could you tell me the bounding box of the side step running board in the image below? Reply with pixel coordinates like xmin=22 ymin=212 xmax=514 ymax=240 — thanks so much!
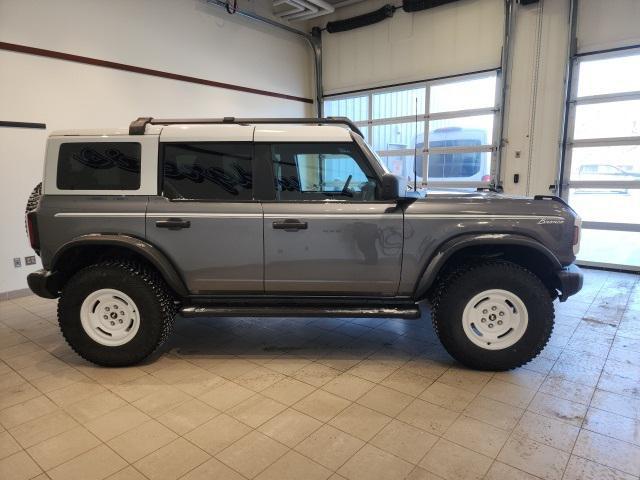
xmin=180 ymin=305 xmax=421 ymax=319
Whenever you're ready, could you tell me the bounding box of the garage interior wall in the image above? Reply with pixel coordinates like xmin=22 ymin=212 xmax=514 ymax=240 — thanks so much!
xmin=0 ymin=0 xmax=313 ymax=295
xmin=320 ymin=0 xmax=504 ymax=95
xmin=501 ymin=0 xmax=570 ymax=196
xmin=318 ymin=0 xmax=567 ymax=196
xmin=576 ymin=0 xmax=640 ymax=53
xmin=318 ymin=0 xmax=640 ymax=197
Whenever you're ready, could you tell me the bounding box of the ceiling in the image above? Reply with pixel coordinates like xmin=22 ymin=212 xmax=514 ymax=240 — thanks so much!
xmin=272 ymin=0 xmax=368 ymax=22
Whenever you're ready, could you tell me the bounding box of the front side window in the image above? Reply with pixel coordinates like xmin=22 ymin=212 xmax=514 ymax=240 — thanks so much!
xmin=57 ymin=142 xmax=141 ymax=190
xmin=162 ymin=143 xmax=252 ymax=200
xmin=268 ymin=143 xmax=380 ymax=201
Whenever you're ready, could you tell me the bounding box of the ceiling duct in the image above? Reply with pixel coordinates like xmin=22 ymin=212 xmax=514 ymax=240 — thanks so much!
xmin=325 ymin=4 xmax=396 ymax=33
xmin=401 ymin=0 xmax=461 ymax=13
xmin=274 ymin=0 xmax=334 ymax=21
xmin=321 ymin=0 xmax=462 ymax=34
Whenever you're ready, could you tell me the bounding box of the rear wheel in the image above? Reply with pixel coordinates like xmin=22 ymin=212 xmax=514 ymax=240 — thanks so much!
xmin=431 ymin=261 xmax=554 ymax=371
xmin=58 ymin=260 xmax=176 ymax=367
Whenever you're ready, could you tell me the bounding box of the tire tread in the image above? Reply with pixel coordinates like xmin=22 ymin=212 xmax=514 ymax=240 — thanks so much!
xmin=58 ymin=259 xmax=176 ymax=367
xmin=430 ymin=260 xmax=554 ymax=371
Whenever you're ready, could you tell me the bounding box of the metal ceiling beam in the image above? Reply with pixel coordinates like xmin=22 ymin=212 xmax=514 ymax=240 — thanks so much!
xmin=557 ymin=0 xmax=579 ymax=198
xmin=495 ymin=0 xmax=514 ymax=190
xmin=206 ymin=0 xmax=323 ymax=116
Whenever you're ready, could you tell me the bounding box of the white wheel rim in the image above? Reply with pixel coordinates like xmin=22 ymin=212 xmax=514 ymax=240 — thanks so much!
xmin=80 ymin=289 xmax=140 ymax=346
xmin=462 ymin=289 xmax=528 ymax=350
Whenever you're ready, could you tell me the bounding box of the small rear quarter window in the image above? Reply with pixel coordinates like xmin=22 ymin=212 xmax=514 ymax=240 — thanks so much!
xmin=57 ymin=142 xmax=141 ymax=190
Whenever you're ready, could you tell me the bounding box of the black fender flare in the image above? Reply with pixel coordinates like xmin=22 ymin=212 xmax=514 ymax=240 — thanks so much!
xmin=51 ymin=234 xmax=189 ymax=297
xmin=413 ymin=233 xmax=562 ymax=299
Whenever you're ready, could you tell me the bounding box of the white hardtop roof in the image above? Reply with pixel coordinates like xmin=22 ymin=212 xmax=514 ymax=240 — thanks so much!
xmin=50 ymin=126 xmax=164 ymax=137
xmin=253 ymin=125 xmax=352 ymax=142
xmin=50 ymin=124 xmax=353 ymax=142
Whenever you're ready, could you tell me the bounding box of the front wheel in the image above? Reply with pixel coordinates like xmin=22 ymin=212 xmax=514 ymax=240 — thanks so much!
xmin=58 ymin=260 xmax=176 ymax=367
xmin=431 ymin=261 xmax=554 ymax=371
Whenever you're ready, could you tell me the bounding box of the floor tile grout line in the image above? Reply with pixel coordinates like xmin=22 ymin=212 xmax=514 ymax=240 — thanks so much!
xmin=2 ymin=422 xmax=46 ymax=478
xmin=486 ymin=291 xmax=594 ymax=479
xmin=564 ymin=287 xmax=640 ymax=476
xmin=3 ymin=271 xmax=639 ymax=480
xmin=205 ymin=340 xmax=467 ymax=476
xmin=561 ymin=272 xmax=638 ymax=479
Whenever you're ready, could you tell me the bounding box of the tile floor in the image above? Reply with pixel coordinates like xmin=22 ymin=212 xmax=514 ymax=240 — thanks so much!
xmin=0 ymin=268 xmax=639 ymax=480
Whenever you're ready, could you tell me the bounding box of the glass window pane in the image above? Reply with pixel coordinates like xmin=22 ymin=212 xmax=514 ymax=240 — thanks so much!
xmin=568 ymin=188 xmax=640 ymax=224
xmin=372 ymin=87 xmax=425 ymax=120
xmin=359 ymin=127 xmax=371 ymax=144
xmin=270 ymin=143 xmax=379 ymax=201
xmin=427 ymin=151 xmax=492 ymax=183
xmin=577 ymin=53 xmax=640 ymax=97
xmin=372 ymin=122 xmax=424 ymax=153
xmin=380 ymin=154 xmax=424 ymax=183
xmin=577 ymin=229 xmax=640 ymax=268
xmin=323 ymin=95 xmax=369 ymax=122
xmin=569 ymin=145 xmax=640 ymax=181
xmin=430 ymin=75 xmax=497 ymax=113
xmin=574 ymin=100 xmax=640 ymax=139
xmin=428 ymin=115 xmax=494 ymax=147
xmin=163 ymin=143 xmax=253 ymax=200
xmin=57 ymin=142 xmax=141 ymax=190
xmin=296 ymin=153 xmax=369 ymax=192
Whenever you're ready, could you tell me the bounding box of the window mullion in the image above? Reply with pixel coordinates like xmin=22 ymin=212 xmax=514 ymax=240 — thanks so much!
xmin=423 ymin=81 xmax=431 ymax=187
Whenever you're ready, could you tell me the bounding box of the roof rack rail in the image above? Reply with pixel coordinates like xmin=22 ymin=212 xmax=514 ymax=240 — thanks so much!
xmin=129 ymin=116 xmax=364 ymax=137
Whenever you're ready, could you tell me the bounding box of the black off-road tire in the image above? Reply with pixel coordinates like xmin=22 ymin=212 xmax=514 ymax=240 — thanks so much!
xmin=431 ymin=261 xmax=554 ymax=371
xmin=58 ymin=260 xmax=176 ymax=367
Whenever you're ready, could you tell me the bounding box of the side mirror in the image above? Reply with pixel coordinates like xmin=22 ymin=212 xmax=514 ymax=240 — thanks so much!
xmin=380 ymin=173 xmax=407 ymax=201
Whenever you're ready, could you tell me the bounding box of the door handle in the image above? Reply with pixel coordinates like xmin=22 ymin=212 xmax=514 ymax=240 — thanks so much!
xmin=155 ymin=218 xmax=191 ymax=230
xmin=272 ymin=219 xmax=308 ymax=231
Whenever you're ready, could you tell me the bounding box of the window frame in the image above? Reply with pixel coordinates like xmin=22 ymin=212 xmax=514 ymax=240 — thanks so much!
xmin=45 ymin=135 xmax=159 ymax=196
xmin=255 ymin=141 xmax=388 ymax=203
xmin=323 ymin=70 xmax=501 ymax=189
xmin=56 ymin=141 xmax=142 ymax=191
xmin=159 ymin=141 xmax=258 ymax=203
xmin=560 ymin=47 xmax=640 ymax=270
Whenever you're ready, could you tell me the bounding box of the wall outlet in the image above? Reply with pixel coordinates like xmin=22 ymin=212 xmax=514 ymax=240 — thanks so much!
xmin=25 ymin=256 xmax=36 ymax=266
xmin=13 ymin=257 xmax=22 ymax=268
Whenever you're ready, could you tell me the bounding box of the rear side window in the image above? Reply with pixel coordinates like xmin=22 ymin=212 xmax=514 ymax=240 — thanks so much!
xmin=57 ymin=142 xmax=141 ymax=190
xmin=162 ymin=143 xmax=253 ymax=200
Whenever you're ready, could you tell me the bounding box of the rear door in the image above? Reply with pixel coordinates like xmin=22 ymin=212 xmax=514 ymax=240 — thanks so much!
xmin=146 ymin=125 xmax=263 ymax=295
xmin=257 ymin=138 xmax=404 ymax=295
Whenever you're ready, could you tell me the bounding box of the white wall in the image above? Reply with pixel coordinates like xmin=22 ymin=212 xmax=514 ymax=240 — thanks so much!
xmin=320 ymin=0 xmax=504 ymax=95
xmin=500 ymin=0 xmax=571 ymax=196
xmin=0 ymin=0 xmax=313 ymax=294
xmin=501 ymin=0 xmax=640 ymax=195
xmin=577 ymin=0 xmax=640 ymax=53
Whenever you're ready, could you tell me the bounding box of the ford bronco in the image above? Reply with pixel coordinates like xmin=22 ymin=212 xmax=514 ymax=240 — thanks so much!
xmin=25 ymin=117 xmax=583 ymax=370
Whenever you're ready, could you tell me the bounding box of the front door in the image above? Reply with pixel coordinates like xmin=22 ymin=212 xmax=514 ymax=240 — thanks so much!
xmin=146 ymin=134 xmax=263 ymax=294
xmin=258 ymin=141 xmax=404 ymax=295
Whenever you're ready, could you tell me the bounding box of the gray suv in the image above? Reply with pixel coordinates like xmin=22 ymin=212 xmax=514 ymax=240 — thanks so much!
xmin=25 ymin=117 xmax=583 ymax=370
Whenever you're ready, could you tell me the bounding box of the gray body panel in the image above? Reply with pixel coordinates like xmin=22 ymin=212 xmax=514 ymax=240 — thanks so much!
xmin=398 ymin=194 xmax=576 ymax=295
xmin=34 ymin=131 xmax=580 ymax=303
xmin=37 ymin=195 xmax=148 ymax=270
xmin=145 ymin=197 xmax=263 ymax=294
xmin=262 ymin=202 xmax=403 ymax=295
